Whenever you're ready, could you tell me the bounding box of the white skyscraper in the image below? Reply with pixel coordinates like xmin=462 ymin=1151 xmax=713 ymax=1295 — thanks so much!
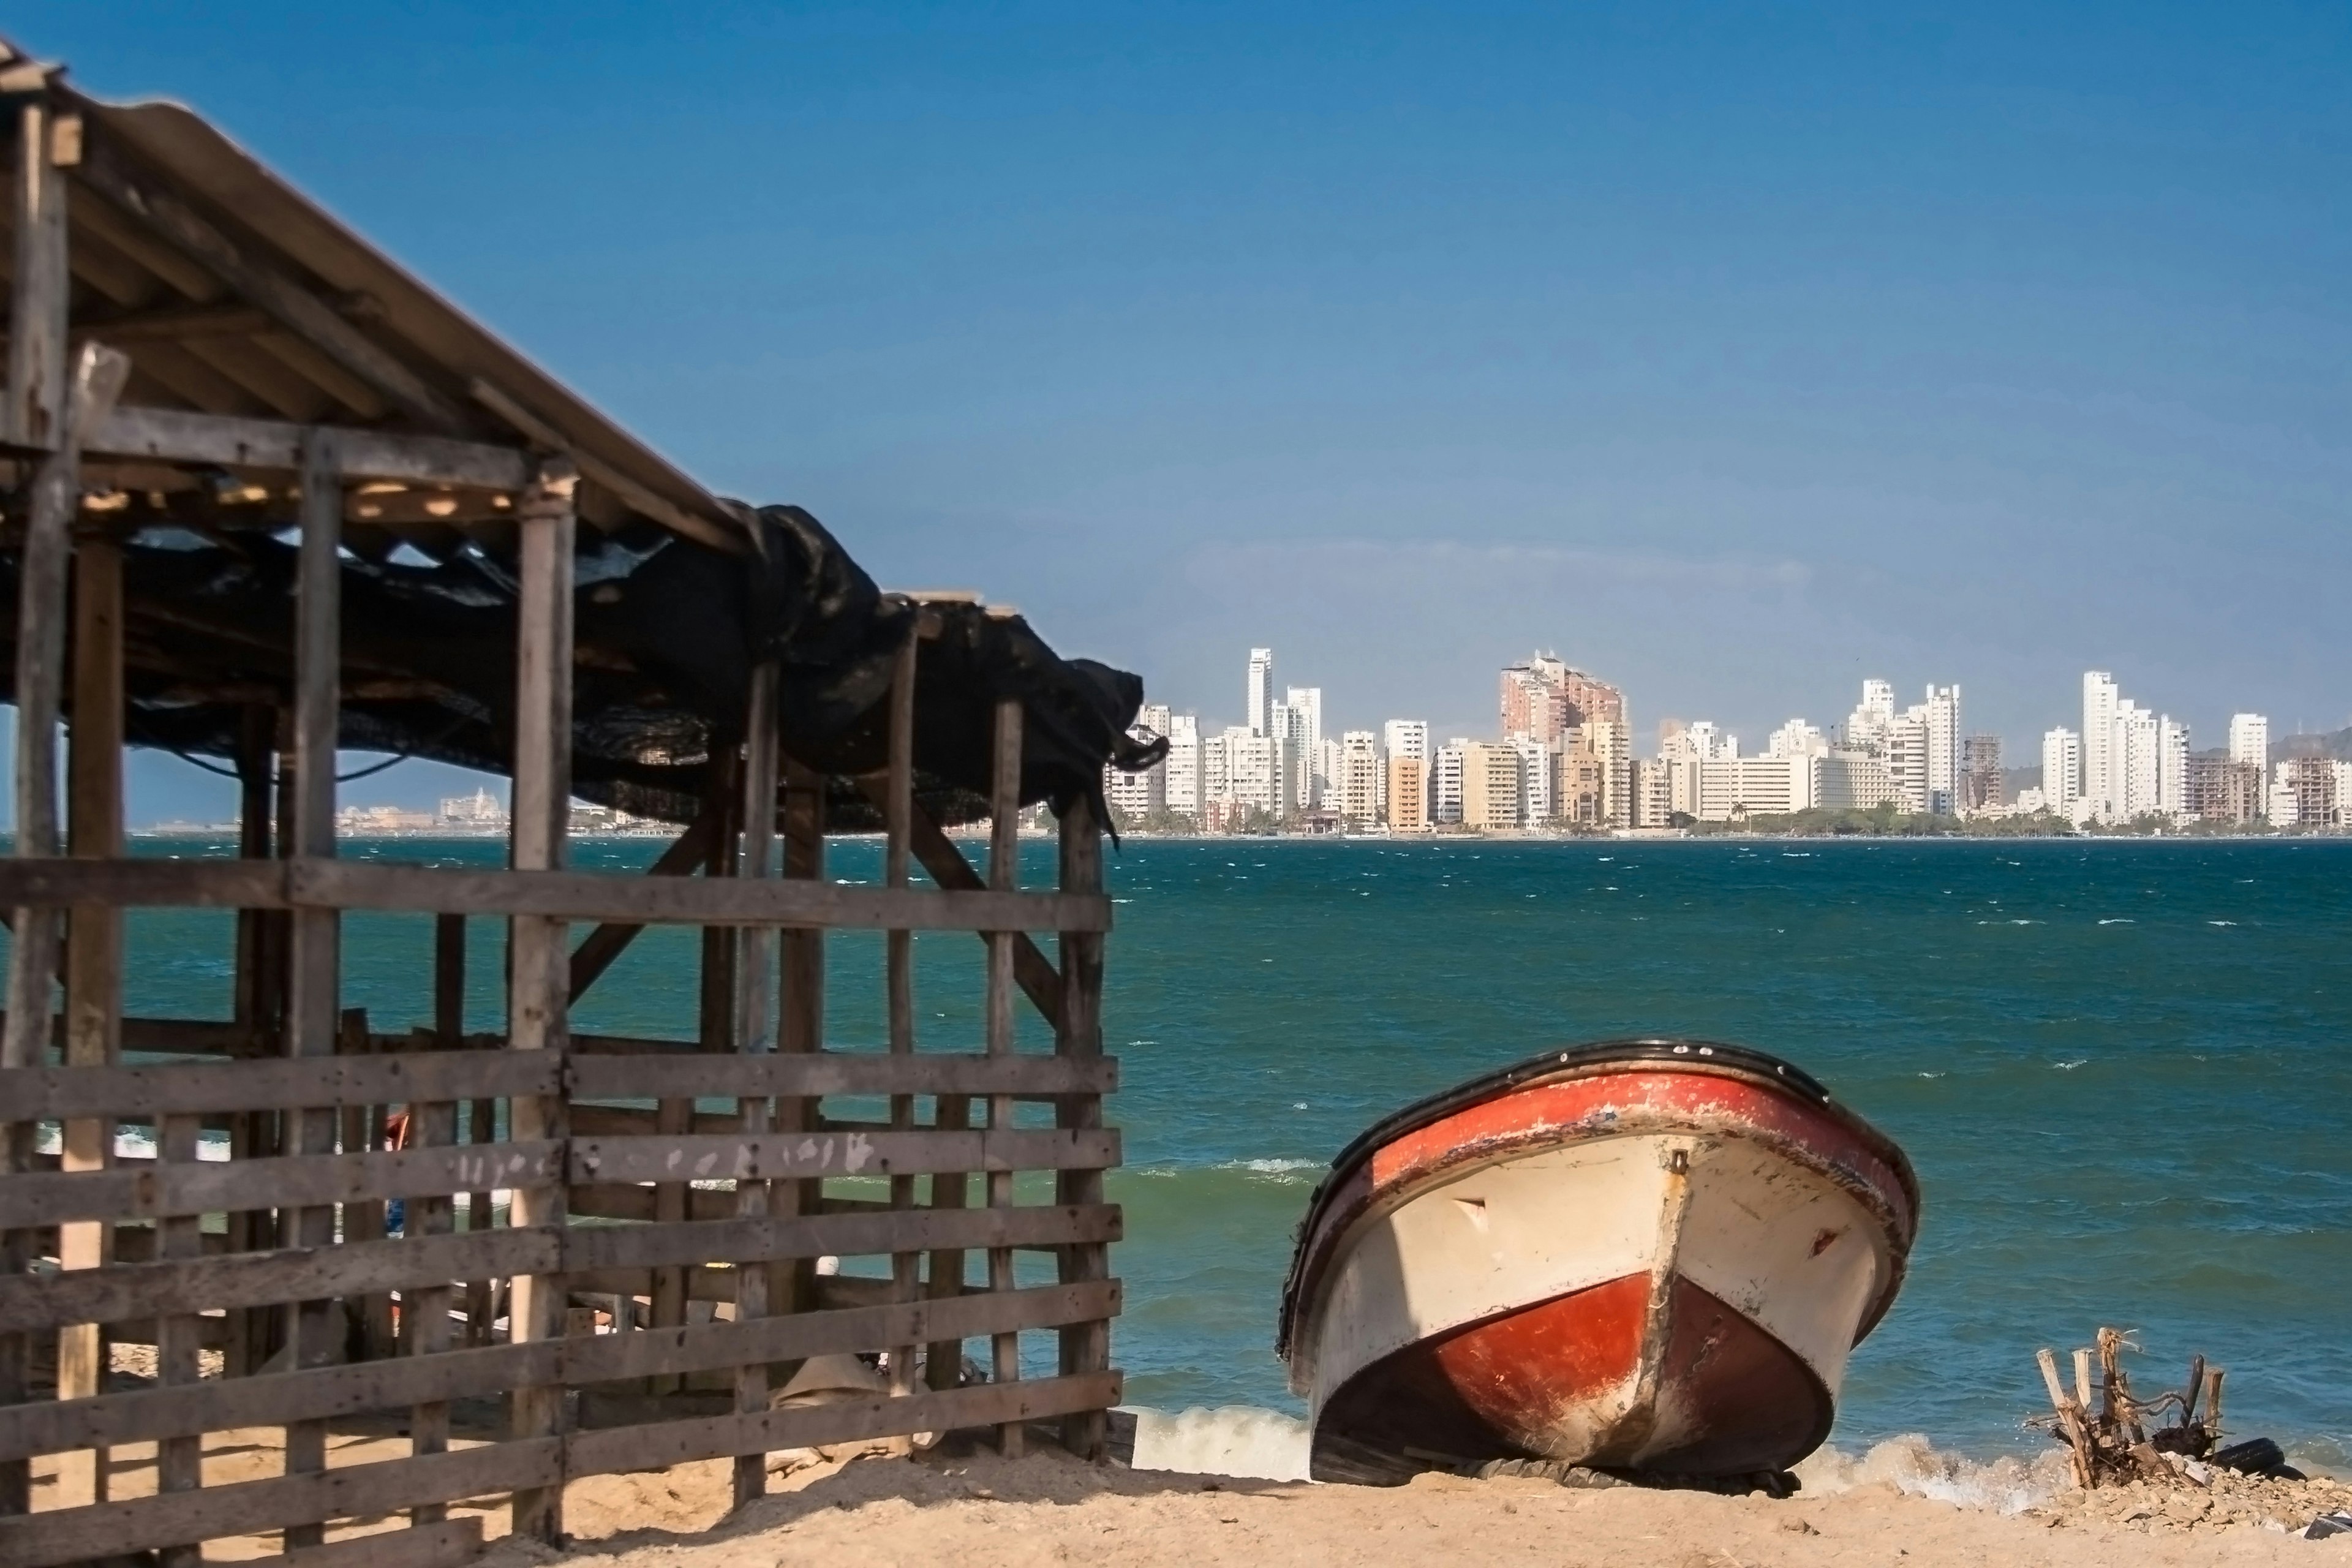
xmin=2042 ymin=728 xmax=2080 ymax=815
xmin=1285 ymin=686 xmax=1327 ymax=802
xmin=1163 ymin=714 xmax=1200 ymax=815
xmin=2082 ymin=671 xmax=2120 ymax=820
xmin=1431 ymin=739 xmax=1469 ymax=824
xmin=1246 ymin=648 xmax=1275 ymax=737
xmin=1766 ymin=718 xmax=1827 ymax=759
xmin=1382 ymin=719 xmax=1428 ymax=763
xmin=1923 ymin=685 xmax=1961 ymax=815
xmin=2117 ymin=701 xmax=2160 ymax=819
xmin=2158 ymin=717 xmax=2190 ymax=816
xmin=2229 ymin=714 xmax=2269 ymax=770
xmin=1845 ymin=680 xmax=1896 ymax=753
xmin=1887 ymin=710 xmax=1929 ymax=815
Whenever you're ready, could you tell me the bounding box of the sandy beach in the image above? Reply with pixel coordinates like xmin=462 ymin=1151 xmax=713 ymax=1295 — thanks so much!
xmin=448 ymin=1442 xmax=2352 ymax=1568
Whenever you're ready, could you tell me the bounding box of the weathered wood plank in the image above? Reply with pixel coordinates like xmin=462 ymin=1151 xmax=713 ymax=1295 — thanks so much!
xmin=1055 ymin=796 xmax=1114 ymax=1462
xmin=0 ymin=858 xmax=1110 ymax=932
xmin=0 ymin=1141 xmax=564 ymax=1228
xmin=0 ymin=1436 xmax=559 ymax=1568
xmin=505 ymin=458 xmax=576 ymax=1544
xmin=75 ymin=132 xmax=473 ymax=434
xmin=567 ymin=1369 xmax=1121 ymax=1477
xmin=728 ymin=660 xmax=782 ymax=1507
xmin=260 ymin=1516 xmax=483 ymax=1568
xmin=83 ymin=404 xmax=529 ymax=488
xmin=986 ymin=695 xmax=1025 ymax=1455
xmin=569 ymin=1127 xmax=1118 ymax=1185
xmin=0 ymin=1050 xmax=561 ymax=1121
xmin=561 ymin=1201 xmax=1120 ymax=1275
xmin=567 ymin=1052 xmax=1116 ymax=1101
xmin=0 ymin=1226 xmax=563 ymax=1334
xmin=0 ymin=1271 xmax=1114 ymax=1461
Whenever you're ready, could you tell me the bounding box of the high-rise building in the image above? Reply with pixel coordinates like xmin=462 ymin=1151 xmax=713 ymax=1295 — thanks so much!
xmin=1961 ymin=734 xmax=2003 ymax=813
xmin=1819 ymin=752 xmax=1894 ymax=810
xmin=2186 ymin=756 xmax=2263 ymax=824
xmin=2042 ymin=728 xmax=2080 ymax=816
xmin=1246 ymin=649 xmax=1275 ymax=737
xmin=1381 ymin=719 xmax=1428 ymax=823
xmin=1886 ymin=711 xmax=1929 ymax=814
xmin=1499 ymin=654 xmax=1624 ymax=744
xmin=2082 ymin=672 xmax=2120 ymax=819
xmin=1431 ymin=741 xmax=1465 ymax=823
xmin=1162 ymin=714 xmax=1200 ymax=816
xmin=2158 ymin=717 xmax=2190 ymax=816
xmin=1387 ymin=754 xmax=1428 ymax=832
xmin=1507 ymin=737 xmax=1556 ymax=825
xmin=1459 ymin=743 xmax=1523 ymax=831
xmin=1588 ymin=719 xmax=1633 ymax=827
xmin=1339 ymin=731 xmax=1379 ymax=826
xmin=1923 ymin=685 xmax=1961 ymax=814
xmin=1766 ymin=719 xmax=1827 ymax=760
xmin=1314 ymin=736 xmax=1343 ymax=812
xmin=2229 ymin=714 xmax=2270 ymax=771
xmin=1219 ymin=728 xmax=1278 ymax=817
xmin=1844 ymin=680 xmax=1896 ymax=753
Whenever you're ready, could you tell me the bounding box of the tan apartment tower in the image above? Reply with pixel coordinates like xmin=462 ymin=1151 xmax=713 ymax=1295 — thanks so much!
xmin=1460 ymin=742 xmax=1523 ymax=831
xmin=1387 ymin=754 xmax=1428 ymax=831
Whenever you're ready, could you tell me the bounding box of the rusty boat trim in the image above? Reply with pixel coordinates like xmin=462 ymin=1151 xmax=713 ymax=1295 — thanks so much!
xmin=1275 ymin=1038 xmax=1923 ymax=1370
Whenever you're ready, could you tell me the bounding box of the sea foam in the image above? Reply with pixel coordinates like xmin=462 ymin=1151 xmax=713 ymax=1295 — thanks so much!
xmin=1793 ymin=1434 xmax=2070 ymax=1515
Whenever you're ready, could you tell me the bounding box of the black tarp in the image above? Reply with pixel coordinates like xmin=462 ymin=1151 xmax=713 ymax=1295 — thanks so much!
xmin=3 ymin=503 xmax=1159 ymax=831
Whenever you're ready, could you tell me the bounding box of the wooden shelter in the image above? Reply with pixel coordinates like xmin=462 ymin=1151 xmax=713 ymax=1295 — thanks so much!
xmin=0 ymin=41 xmax=1136 ymax=1566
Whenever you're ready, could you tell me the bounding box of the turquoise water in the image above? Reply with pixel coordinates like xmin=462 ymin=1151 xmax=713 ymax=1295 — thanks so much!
xmin=51 ymin=834 xmax=2352 ymax=1462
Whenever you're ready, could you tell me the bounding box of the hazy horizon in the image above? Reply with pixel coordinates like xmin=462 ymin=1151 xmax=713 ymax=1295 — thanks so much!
xmin=17 ymin=2 xmax=2350 ymax=822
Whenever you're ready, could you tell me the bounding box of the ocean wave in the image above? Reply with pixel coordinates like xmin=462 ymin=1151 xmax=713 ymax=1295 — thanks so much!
xmin=2053 ymin=1059 xmax=2088 ymax=1070
xmin=1794 ymin=1434 xmax=2070 ymax=1514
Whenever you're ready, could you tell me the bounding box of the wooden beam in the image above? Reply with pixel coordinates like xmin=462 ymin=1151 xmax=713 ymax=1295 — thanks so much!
xmin=1055 ymin=796 xmax=1112 ymax=1462
xmin=74 ymin=134 xmax=473 ymax=434
xmin=4 ymin=94 xmax=69 ymax=449
xmin=986 ymin=697 xmax=1024 ymax=1455
xmin=2 ymin=338 xmax=128 ymax=1521
xmin=0 ymin=1280 xmax=1119 ymax=1462
xmin=505 ymin=458 xmax=575 ymax=1545
xmin=467 ymin=379 xmax=743 ymax=555
xmin=55 ymin=522 xmax=127 ymax=1509
xmin=84 ymin=404 xmax=528 ymax=488
xmin=0 ymin=857 xmax=1112 ymax=933
xmin=565 ymin=807 xmax=720 ymax=1005
xmin=729 ymin=661 xmax=782 ymax=1508
xmin=280 ymin=428 xmax=344 ymax=1548
xmin=567 ymin=1127 xmax=1118 ymax=1185
xmin=0 ymin=1050 xmax=561 ymax=1122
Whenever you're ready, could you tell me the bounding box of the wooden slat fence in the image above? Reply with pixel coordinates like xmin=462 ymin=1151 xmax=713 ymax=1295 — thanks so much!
xmin=0 ymin=92 xmax=1125 ymax=1559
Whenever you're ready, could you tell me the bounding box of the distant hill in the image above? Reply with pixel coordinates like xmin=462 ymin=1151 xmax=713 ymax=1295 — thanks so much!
xmin=2275 ymin=726 xmax=2352 ymax=763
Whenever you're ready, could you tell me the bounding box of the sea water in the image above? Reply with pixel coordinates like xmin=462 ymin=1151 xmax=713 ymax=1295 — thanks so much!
xmin=56 ymin=834 xmax=2352 ymax=1469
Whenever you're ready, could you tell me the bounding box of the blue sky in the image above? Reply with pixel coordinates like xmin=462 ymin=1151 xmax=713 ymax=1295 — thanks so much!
xmin=16 ymin=2 xmax=2352 ymax=820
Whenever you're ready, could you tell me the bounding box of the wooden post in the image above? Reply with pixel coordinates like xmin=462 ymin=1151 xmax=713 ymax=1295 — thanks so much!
xmin=505 ymin=458 xmax=576 ymax=1545
xmin=153 ymin=1104 xmax=203 ymax=1568
xmin=280 ymin=428 xmax=345 ymax=1548
xmin=4 ymin=89 xmax=68 ymax=451
xmin=883 ymin=628 xmax=920 ymax=1400
xmin=2037 ymin=1347 xmax=2095 ymax=1490
xmin=1055 ymin=795 xmax=1110 ymax=1461
xmin=985 ymin=699 xmax=1024 ymax=1457
xmin=778 ymin=756 xmax=826 ymax=1333
xmin=1 ymin=101 xmax=75 ymax=1520
xmin=409 ymin=927 xmax=462 ymax=1524
xmin=730 ymin=662 xmax=781 ymax=1508
xmin=227 ymin=706 xmax=277 ymax=1379
xmin=53 ymin=529 xmax=128 ymax=1509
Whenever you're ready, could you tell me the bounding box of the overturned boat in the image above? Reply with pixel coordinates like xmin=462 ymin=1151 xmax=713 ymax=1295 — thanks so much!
xmin=1277 ymin=1040 xmax=1919 ymax=1485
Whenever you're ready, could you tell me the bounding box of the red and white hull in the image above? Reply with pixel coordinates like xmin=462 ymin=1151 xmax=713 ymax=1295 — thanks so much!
xmin=1278 ymin=1041 xmax=1918 ymax=1484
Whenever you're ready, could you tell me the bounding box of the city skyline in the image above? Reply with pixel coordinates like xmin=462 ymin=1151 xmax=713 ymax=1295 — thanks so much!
xmin=1104 ymin=640 xmax=2334 ymax=832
